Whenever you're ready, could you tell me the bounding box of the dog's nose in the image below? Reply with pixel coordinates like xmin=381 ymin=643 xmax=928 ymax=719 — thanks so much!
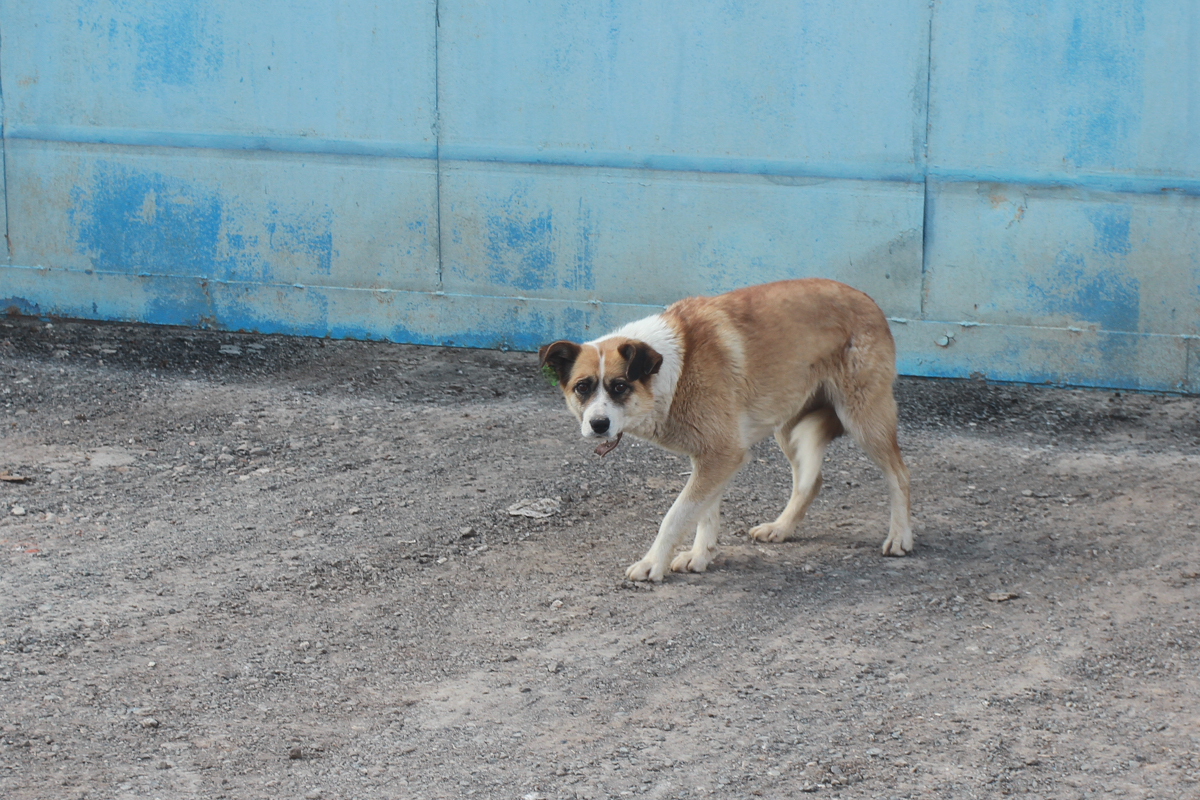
xmin=590 ymin=417 xmax=610 ymax=435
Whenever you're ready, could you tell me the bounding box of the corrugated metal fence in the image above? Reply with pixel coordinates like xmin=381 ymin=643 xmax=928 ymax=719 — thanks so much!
xmin=1 ymin=2 xmax=1197 ymax=392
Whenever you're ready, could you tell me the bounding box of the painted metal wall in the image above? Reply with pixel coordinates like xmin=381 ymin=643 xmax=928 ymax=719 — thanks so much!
xmin=1 ymin=2 xmax=1197 ymax=392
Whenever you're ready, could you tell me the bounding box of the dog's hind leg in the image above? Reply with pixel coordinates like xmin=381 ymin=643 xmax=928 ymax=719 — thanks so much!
xmin=839 ymin=390 xmax=912 ymax=556
xmin=670 ymin=499 xmax=720 ymax=573
xmin=627 ymin=451 xmax=743 ymax=582
xmin=749 ymin=406 xmax=843 ymax=543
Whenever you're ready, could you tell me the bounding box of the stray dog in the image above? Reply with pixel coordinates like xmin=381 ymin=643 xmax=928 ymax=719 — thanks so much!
xmin=538 ymin=279 xmax=912 ymax=582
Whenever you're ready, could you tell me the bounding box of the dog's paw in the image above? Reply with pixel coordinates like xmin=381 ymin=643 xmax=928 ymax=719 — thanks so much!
xmin=881 ymin=529 xmax=913 ymax=556
xmin=748 ymin=521 xmax=791 ymax=543
xmin=670 ymin=549 xmax=711 ymax=573
xmin=625 ymin=557 xmax=666 ymax=582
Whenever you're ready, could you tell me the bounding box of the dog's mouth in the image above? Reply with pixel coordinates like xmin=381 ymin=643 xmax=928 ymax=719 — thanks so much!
xmin=593 ymin=432 xmax=623 ymax=457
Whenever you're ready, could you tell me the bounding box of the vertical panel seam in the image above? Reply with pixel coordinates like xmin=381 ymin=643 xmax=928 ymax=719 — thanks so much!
xmin=919 ymin=0 xmax=935 ymax=321
xmin=1187 ymin=337 xmax=1195 ymax=393
xmin=0 ymin=22 xmax=10 ymax=264
xmin=433 ymin=0 xmax=444 ymax=292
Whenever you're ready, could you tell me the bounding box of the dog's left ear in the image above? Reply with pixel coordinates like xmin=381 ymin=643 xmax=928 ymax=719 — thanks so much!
xmin=538 ymin=340 xmax=582 ymax=386
xmin=618 ymin=341 xmax=663 ymax=382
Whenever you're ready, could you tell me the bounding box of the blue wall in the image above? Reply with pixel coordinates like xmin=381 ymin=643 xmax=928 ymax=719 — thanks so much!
xmin=1 ymin=2 xmax=1197 ymax=392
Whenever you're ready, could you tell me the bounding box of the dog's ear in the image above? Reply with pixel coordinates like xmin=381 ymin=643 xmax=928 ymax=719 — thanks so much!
xmin=618 ymin=341 xmax=663 ymax=382
xmin=538 ymin=340 xmax=582 ymax=386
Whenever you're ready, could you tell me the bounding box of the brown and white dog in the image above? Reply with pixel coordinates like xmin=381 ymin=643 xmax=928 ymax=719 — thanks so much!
xmin=538 ymin=278 xmax=912 ymax=582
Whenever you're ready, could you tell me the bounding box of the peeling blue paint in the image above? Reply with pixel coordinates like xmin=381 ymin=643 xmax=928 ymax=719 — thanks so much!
xmin=1031 ymin=251 xmax=1140 ymax=333
xmin=485 ymin=197 xmax=556 ymax=292
xmin=70 ymin=163 xmax=226 ymax=278
xmin=1086 ymin=206 xmax=1132 ymax=256
xmin=141 ymin=278 xmax=213 ymax=330
xmin=572 ymin=201 xmax=596 ymax=293
xmin=1060 ymin=6 xmax=1143 ymax=170
xmin=263 ymin=207 xmax=335 ymax=278
xmin=68 ymin=162 xmax=334 ymax=285
xmin=1 ymin=297 xmax=43 ymax=317
xmin=120 ymin=1 xmax=224 ymax=89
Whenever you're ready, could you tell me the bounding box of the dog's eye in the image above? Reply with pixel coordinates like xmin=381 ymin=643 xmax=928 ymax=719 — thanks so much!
xmin=611 ymin=381 xmax=629 ymax=396
xmin=573 ymin=380 xmax=592 ymax=396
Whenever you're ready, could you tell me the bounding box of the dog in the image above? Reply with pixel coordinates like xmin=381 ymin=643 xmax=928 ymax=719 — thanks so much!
xmin=538 ymin=278 xmax=912 ymax=582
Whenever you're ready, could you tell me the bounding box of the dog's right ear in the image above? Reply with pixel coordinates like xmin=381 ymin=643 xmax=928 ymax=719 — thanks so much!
xmin=537 ymin=340 xmax=582 ymax=386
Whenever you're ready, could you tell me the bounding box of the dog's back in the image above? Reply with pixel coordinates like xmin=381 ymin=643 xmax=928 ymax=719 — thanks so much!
xmin=660 ymin=278 xmax=897 ymax=446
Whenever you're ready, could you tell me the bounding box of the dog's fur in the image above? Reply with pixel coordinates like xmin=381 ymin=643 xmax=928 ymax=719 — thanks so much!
xmin=538 ymin=278 xmax=912 ymax=582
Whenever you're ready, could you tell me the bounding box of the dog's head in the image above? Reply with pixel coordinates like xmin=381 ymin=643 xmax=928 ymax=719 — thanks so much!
xmin=538 ymin=337 xmax=663 ymax=441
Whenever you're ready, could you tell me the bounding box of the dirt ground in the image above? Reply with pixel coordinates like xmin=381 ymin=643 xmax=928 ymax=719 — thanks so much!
xmin=1 ymin=315 xmax=1198 ymax=800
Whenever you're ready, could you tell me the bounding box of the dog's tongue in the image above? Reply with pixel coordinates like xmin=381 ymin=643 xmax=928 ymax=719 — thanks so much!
xmin=594 ymin=432 xmax=623 ymax=457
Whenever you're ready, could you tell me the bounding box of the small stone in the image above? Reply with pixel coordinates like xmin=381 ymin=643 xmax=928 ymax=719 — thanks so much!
xmin=887 ymin=672 xmax=908 ymax=683
xmin=550 ymin=599 xmax=564 ymax=609
xmin=987 ymin=591 xmax=1020 ymax=602
xmin=289 ymin=746 xmax=303 ymax=760
xmin=506 ymin=497 xmax=561 ymax=518
xmin=459 ymin=527 xmax=477 ymax=539
xmin=10 ymin=506 xmax=25 ymax=517
xmin=548 ymin=661 xmax=563 ymax=674
xmin=304 ymin=790 xmax=322 ymax=800
xmin=157 ymin=761 xmax=171 ymax=770
xmin=140 ymin=717 xmax=159 ymax=729
xmin=865 ymin=748 xmax=883 ymax=756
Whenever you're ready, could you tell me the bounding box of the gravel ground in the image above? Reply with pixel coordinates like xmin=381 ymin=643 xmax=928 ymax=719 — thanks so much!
xmin=1 ymin=315 xmax=1198 ymax=800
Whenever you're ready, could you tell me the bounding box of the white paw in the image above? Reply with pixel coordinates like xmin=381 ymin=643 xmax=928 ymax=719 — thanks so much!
xmin=748 ymin=521 xmax=792 ymax=543
xmin=670 ymin=549 xmax=711 ymax=573
xmin=625 ymin=556 xmax=666 ymax=582
xmin=881 ymin=529 xmax=913 ymax=556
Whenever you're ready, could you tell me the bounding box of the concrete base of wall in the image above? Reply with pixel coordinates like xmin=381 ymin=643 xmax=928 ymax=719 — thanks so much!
xmin=4 ymin=264 xmax=1194 ymax=394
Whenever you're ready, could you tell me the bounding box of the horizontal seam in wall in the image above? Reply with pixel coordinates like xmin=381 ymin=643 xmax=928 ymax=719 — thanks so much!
xmin=0 ymin=263 xmax=668 ymax=311
xmin=8 ymin=125 xmax=1198 ymax=196
xmin=925 ymin=168 xmax=1200 ymax=198
xmin=888 ymin=316 xmax=1194 ymax=341
xmin=6 ymin=125 xmax=439 ymax=161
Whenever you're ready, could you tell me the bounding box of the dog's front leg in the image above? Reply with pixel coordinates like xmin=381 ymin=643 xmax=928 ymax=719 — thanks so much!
xmin=670 ymin=499 xmax=720 ymax=574
xmin=626 ymin=452 xmax=742 ymax=582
